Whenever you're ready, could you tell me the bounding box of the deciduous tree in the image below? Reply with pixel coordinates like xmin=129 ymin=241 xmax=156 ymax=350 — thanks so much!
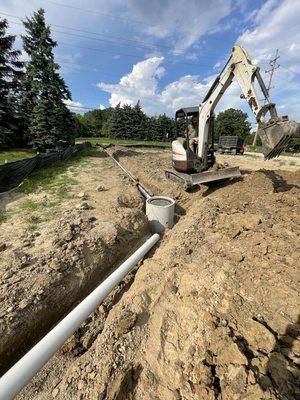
xmin=214 ymin=108 xmax=251 ymax=141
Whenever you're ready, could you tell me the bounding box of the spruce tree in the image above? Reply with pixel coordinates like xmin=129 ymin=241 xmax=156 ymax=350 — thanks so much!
xmin=109 ymin=103 xmax=124 ymax=139
xmin=20 ymin=9 xmax=75 ymax=151
xmin=0 ymin=19 xmax=23 ymax=149
xmin=132 ymin=101 xmax=148 ymax=140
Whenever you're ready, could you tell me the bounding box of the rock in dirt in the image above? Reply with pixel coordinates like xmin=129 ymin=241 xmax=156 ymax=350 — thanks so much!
xmin=0 ymin=243 xmax=7 ymax=252
xmin=51 ymin=387 xmax=59 ymax=398
xmin=18 ymin=299 xmax=29 ymax=310
xmin=76 ymin=202 xmax=94 ymax=210
xmin=96 ymin=185 xmax=108 ymax=192
xmin=77 ymin=192 xmax=89 ymax=200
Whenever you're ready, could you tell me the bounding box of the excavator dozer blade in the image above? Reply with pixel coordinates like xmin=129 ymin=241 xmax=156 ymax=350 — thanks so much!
xmin=165 ymin=167 xmax=241 ymax=191
xmin=258 ymin=120 xmax=299 ymax=160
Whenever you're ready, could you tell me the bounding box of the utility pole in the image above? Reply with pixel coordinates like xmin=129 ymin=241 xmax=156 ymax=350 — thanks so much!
xmin=252 ymin=49 xmax=280 ymax=145
xmin=264 ymin=49 xmax=280 ymax=104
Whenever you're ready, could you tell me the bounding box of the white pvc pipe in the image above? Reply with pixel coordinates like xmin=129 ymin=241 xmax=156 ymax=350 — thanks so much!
xmin=137 ymin=184 xmax=151 ymax=199
xmin=108 ymin=153 xmax=151 ymax=199
xmin=0 ymin=233 xmax=160 ymax=400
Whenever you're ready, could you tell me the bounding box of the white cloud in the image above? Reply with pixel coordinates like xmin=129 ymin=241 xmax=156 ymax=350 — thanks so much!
xmin=237 ymin=0 xmax=300 ymax=120
xmin=98 ymin=56 xmax=246 ymax=116
xmin=99 ymin=104 xmax=105 ymax=110
xmin=185 ymin=52 xmax=198 ymax=61
xmin=122 ymin=0 xmax=232 ymax=54
xmin=98 ymin=57 xmax=166 ymax=114
xmin=64 ymin=99 xmax=85 ymax=113
xmin=96 ymin=0 xmax=300 ymax=121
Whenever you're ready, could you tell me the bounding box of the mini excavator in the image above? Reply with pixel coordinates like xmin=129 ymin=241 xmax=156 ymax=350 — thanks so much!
xmin=165 ymin=45 xmax=299 ymax=190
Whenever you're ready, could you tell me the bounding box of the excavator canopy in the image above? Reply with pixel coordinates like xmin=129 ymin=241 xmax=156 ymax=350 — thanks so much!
xmin=175 ymin=107 xmax=198 ymax=118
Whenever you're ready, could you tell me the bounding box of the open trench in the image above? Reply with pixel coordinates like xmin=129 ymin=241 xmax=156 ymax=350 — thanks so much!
xmin=0 ymin=151 xmax=152 ymax=376
xmin=1 ymin=149 xmax=300 ymax=399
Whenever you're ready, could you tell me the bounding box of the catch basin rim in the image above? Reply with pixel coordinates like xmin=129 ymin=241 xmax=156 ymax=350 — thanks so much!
xmin=146 ymin=196 xmax=175 ymax=208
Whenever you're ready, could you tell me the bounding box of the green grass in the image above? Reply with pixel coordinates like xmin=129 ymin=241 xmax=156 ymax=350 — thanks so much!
xmin=26 ymin=215 xmax=42 ymax=231
xmin=19 ymin=148 xmax=101 ymax=196
xmin=1 ymin=148 xmax=103 ymax=230
xmin=19 ymin=199 xmax=55 ymax=212
xmin=19 ymin=199 xmax=40 ymax=212
xmin=0 ymin=149 xmax=36 ymax=165
xmin=20 ymin=200 xmax=60 ymax=230
xmin=247 ymin=145 xmax=300 ymax=157
xmin=0 ymin=210 xmax=7 ymax=224
xmin=76 ymin=137 xmax=171 ymax=148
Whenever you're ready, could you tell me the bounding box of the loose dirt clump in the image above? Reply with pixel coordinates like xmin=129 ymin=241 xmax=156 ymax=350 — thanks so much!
xmin=17 ymin=150 xmax=299 ymax=400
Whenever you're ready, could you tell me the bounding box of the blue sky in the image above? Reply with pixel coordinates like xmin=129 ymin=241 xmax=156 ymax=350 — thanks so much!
xmin=1 ymin=0 xmax=300 ymax=127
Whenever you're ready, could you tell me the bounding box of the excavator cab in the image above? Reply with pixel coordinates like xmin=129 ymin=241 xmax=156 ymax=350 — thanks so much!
xmin=173 ymin=107 xmax=215 ymax=172
xmin=166 ymin=107 xmax=241 ymax=190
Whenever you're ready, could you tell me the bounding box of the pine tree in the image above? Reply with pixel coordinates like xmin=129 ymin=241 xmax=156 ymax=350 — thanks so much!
xmin=132 ymin=100 xmax=148 ymax=140
xmin=0 ymin=19 xmax=23 ymax=149
xmin=147 ymin=114 xmax=175 ymax=141
xmin=28 ymin=99 xmax=52 ymax=149
xmin=108 ymin=103 xmax=123 ymax=138
xmin=20 ymin=9 xmax=75 ymax=151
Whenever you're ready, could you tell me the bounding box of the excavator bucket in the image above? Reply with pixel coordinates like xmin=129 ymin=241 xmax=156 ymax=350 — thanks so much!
xmin=258 ymin=119 xmax=299 ymax=160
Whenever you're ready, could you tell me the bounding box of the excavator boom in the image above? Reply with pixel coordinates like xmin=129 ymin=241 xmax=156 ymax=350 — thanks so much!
xmin=167 ymin=45 xmax=299 ymax=190
xmin=198 ymin=45 xmax=299 ymax=165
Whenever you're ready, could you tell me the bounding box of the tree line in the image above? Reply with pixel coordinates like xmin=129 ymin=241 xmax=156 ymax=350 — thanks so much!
xmin=0 ymin=8 xmax=254 ymax=151
xmin=74 ymin=102 xmax=176 ymax=141
xmin=74 ymin=105 xmax=253 ymax=143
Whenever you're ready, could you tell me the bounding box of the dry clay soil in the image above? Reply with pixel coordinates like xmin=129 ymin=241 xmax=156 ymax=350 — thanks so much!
xmin=1 ymin=150 xmax=300 ymax=400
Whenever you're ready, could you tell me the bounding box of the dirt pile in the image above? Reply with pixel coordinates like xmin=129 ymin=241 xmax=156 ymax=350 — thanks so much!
xmin=18 ymin=151 xmax=299 ymax=400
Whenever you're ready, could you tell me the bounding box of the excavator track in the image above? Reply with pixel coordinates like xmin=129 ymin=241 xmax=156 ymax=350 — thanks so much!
xmin=165 ymin=167 xmax=241 ymax=191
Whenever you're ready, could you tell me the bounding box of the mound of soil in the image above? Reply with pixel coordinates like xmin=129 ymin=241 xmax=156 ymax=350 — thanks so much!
xmin=17 ymin=151 xmax=299 ymax=400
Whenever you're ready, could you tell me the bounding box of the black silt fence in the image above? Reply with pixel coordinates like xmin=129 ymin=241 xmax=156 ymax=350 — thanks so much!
xmin=0 ymin=142 xmax=91 ymax=193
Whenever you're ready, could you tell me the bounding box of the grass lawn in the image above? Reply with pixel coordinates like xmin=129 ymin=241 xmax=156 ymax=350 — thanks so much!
xmin=0 ymin=149 xmax=36 ymax=165
xmin=19 ymin=148 xmax=102 ymax=196
xmin=246 ymin=145 xmax=300 ymax=157
xmin=0 ymin=148 xmax=103 ymax=228
xmin=76 ymin=137 xmax=172 ymax=148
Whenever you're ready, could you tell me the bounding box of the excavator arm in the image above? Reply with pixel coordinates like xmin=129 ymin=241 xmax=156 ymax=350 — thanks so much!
xmin=198 ymin=45 xmax=299 ymax=167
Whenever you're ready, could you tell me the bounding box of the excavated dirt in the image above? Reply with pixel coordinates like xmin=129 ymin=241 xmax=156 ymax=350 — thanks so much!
xmin=2 ymin=150 xmax=300 ymax=399
xmin=0 ymin=150 xmax=148 ymax=374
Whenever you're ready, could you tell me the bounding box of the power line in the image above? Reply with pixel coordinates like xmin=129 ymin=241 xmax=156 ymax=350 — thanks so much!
xmin=4 ymin=13 xmax=218 ymax=68
xmin=0 ymin=10 xmax=226 ymax=57
xmin=41 ymin=0 xmax=204 ymax=38
xmin=20 ymin=58 xmax=170 ymax=85
xmin=42 ymin=0 xmax=157 ymax=28
xmin=3 ymin=15 xmax=217 ymax=69
xmin=65 ymin=104 xmax=95 ymax=110
xmin=41 ymin=0 xmax=243 ymax=47
xmin=58 ymin=41 xmax=214 ymax=68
